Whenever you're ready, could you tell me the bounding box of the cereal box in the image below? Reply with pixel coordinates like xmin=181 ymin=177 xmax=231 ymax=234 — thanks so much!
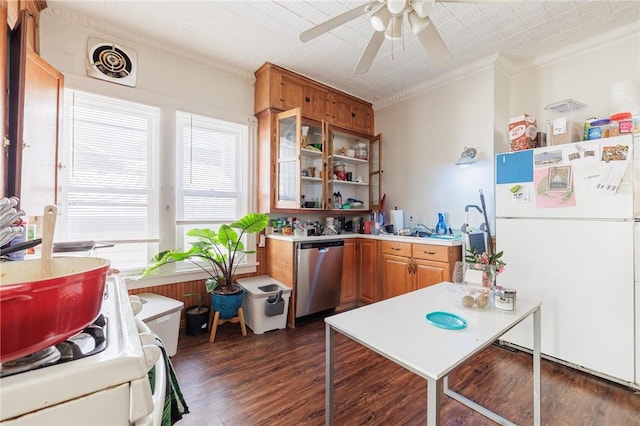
xmin=509 ymin=114 xmax=537 ymax=151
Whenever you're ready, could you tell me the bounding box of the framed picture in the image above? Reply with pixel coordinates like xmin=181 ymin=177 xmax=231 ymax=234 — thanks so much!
xmin=547 ymin=165 xmax=572 ymax=191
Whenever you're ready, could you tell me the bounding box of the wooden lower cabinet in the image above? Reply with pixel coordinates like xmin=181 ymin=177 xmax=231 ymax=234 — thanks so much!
xmin=358 ymin=238 xmax=378 ymax=303
xmin=265 ymin=238 xmax=296 ymax=328
xmin=381 ymin=241 xmax=461 ymax=299
xmin=381 ymin=253 xmax=412 ymax=299
xmin=340 ymin=239 xmax=357 ymax=305
xmin=414 ymin=259 xmax=448 ymax=290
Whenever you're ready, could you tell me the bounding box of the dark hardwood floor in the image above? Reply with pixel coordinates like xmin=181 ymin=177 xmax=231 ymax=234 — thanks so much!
xmin=170 ymin=315 xmax=639 ymax=425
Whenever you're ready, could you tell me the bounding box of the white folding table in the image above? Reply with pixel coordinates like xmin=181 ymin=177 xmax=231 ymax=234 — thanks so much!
xmin=325 ymin=282 xmax=542 ymax=425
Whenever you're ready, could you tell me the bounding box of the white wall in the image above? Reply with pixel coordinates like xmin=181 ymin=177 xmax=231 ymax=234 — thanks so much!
xmin=39 ymin=15 xmax=254 ymax=119
xmin=375 ymin=33 xmax=639 ymax=235
xmin=510 ymin=35 xmax=640 ymax=128
xmin=375 ymin=69 xmax=496 ymax=232
xmin=38 ymin=14 xmax=256 ymax=251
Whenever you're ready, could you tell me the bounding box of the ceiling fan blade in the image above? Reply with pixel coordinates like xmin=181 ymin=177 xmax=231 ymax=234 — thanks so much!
xmin=415 ymin=18 xmax=452 ymax=66
xmin=353 ymin=31 xmax=385 ymax=74
xmin=300 ymin=1 xmax=379 ymax=43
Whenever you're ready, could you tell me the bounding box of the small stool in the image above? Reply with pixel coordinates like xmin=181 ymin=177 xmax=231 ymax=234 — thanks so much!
xmin=209 ymin=307 xmax=247 ymax=343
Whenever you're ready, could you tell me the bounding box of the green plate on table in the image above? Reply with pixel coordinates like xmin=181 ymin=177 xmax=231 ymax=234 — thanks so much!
xmin=426 ymin=311 xmax=467 ymax=330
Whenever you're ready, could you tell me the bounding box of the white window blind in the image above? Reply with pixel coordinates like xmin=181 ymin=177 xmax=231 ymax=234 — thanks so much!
xmin=176 ymin=111 xmax=248 ymax=224
xmin=57 ymin=90 xmax=160 ymax=269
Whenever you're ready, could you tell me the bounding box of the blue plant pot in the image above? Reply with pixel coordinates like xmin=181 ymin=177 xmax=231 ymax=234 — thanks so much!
xmin=211 ymin=288 xmax=245 ymax=319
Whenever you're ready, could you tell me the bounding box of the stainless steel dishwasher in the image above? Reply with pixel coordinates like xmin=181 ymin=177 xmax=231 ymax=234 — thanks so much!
xmin=295 ymin=240 xmax=344 ymax=318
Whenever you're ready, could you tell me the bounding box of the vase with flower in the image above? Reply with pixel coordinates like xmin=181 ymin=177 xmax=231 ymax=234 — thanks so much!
xmin=464 ymin=247 xmax=506 ymax=289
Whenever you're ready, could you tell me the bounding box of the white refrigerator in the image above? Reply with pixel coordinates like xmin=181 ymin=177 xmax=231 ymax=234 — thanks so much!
xmin=494 ymin=133 xmax=638 ymax=387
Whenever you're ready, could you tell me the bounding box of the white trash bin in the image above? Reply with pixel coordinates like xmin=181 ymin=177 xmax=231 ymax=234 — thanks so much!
xmin=137 ymin=293 xmax=184 ymax=356
xmin=238 ymin=276 xmax=291 ymax=334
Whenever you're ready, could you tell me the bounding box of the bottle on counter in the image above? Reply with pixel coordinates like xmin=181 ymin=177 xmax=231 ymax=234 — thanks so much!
xmin=408 ymin=216 xmax=415 ymax=232
xmin=435 ymin=213 xmax=447 ymax=235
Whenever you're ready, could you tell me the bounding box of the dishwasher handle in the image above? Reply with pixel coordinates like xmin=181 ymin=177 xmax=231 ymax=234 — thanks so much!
xmin=298 ymin=240 xmax=344 ymax=250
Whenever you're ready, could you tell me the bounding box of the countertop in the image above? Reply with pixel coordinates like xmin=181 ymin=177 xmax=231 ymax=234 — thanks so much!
xmin=266 ymin=232 xmax=462 ymax=246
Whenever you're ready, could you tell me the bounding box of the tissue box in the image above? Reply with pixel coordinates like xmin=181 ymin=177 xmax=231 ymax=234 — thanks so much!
xmin=509 ymin=114 xmax=537 ymax=151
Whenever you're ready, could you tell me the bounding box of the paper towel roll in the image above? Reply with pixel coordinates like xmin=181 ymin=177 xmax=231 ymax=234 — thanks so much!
xmin=390 ymin=210 xmax=404 ymax=232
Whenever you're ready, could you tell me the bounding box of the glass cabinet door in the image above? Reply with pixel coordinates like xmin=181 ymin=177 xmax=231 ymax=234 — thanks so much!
xmin=369 ymin=134 xmax=382 ymax=210
xmin=274 ymin=108 xmax=326 ymax=210
xmin=327 ymin=126 xmax=372 ymax=211
xmin=275 ymin=108 xmax=301 ymax=209
xmin=299 ymin=119 xmax=325 ymax=210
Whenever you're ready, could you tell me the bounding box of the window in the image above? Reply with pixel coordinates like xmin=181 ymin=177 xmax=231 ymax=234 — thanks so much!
xmin=176 ymin=111 xmax=248 ymax=225
xmin=57 ymin=90 xmax=254 ymax=280
xmin=175 ymin=111 xmax=251 ymax=256
xmin=58 ymin=90 xmax=160 ymax=270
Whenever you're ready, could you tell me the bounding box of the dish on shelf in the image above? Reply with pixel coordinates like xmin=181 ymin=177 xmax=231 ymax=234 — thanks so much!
xmin=303 ymin=144 xmax=321 ymax=152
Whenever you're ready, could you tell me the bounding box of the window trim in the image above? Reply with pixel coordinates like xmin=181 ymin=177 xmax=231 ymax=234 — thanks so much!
xmin=55 ymin=88 xmax=259 ymax=285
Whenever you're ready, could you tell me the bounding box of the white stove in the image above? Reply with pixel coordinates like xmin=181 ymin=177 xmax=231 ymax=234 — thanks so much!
xmin=0 ymin=276 xmax=165 ymax=425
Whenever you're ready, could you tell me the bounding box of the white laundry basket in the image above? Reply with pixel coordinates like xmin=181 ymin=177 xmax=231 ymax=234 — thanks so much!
xmin=238 ymin=276 xmax=291 ymax=334
xmin=136 ymin=293 xmax=183 ymax=356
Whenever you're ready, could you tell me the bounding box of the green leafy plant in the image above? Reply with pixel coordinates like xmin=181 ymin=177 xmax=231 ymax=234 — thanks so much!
xmin=465 ymin=247 xmax=506 ymax=275
xmin=142 ymin=213 xmax=270 ymax=294
xmin=183 ymin=291 xmax=208 ymax=313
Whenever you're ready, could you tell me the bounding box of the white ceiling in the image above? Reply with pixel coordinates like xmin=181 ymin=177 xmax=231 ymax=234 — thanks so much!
xmin=45 ymin=0 xmax=640 ymax=107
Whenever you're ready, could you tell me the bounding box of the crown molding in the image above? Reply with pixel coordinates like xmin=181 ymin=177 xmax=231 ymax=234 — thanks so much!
xmin=373 ymin=21 xmax=639 ymax=110
xmin=373 ymin=53 xmax=503 ymax=110
xmin=511 ymin=21 xmax=640 ymax=76
xmin=43 ymin=6 xmax=255 ymax=85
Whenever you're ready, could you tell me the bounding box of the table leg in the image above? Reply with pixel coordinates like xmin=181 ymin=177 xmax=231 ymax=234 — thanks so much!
xmin=426 ymin=377 xmax=442 ymax=426
xmin=325 ymin=323 xmax=335 ymax=426
xmin=533 ymin=306 xmax=541 ymax=426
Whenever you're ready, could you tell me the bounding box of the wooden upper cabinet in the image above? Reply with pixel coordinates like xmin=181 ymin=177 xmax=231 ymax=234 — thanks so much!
xmin=281 ymin=74 xmax=327 ymax=122
xmin=254 ymin=64 xmax=283 ymax=113
xmin=7 ymin=0 xmax=46 ymax=53
xmin=280 ymin=73 xmax=304 ymax=110
xmin=254 ymin=63 xmax=373 ymax=134
xmin=328 ymin=92 xmax=373 ymax=135
xmin=7 ymin=9 xmax=63 ymax=214
xmin=350 ymin=100 xmax=372 ymax=134
xmin=302 ymin=84 xmax=327 ymax=122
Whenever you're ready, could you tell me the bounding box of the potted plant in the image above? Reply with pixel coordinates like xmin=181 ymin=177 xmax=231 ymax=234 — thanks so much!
xmin=464 ymin=247 xmax=506 ymax=288
xmin=182 ymin=291 xmax=210 ymax=336
xmin=142 ymin=212 xmax=270 ymax=320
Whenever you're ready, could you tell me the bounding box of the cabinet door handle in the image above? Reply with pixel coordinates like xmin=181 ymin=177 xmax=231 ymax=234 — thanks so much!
xmin=424 ymin=251 xmax=436 ymax=255
xmin=391 ymin=247 xmax=401 ymax=251
xmin=22 ymin=142 xmax=31 ymax=149
xmin=351 ymin=112 xmax=356 ymax=118
xmin=58 ymin=162 xmax=67 ymax=170
xmin=304 ymin=96 xmax=310 ymax=103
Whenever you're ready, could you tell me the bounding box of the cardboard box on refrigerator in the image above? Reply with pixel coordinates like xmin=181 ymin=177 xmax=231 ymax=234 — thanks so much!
xmin=509 ymin=114 xmax=537 ymax=151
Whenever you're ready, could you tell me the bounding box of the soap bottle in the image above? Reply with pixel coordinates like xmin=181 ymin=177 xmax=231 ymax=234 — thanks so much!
xmin=408 ymin=216 xmax=414 ymax=232
xmin=435 ymin=213 xmax=447 ymax=235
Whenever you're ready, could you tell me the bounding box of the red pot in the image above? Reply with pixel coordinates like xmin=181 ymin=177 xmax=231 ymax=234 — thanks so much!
xmin=0 ymin=257 xmax=110 ymax=362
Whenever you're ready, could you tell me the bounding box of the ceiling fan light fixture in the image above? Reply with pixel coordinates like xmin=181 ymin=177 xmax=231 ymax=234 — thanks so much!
xmin=408 ymin=10 xmax=430 ymax=34
xmin=410 ymin=0 xmax=434 ymax=18
xmin=384 ymin=14 xmax=403 ymax=40
xmin=387 ymin=0 xmax=408 ymax=15
xmin=370 ymin=7 xmax=391 ymax=32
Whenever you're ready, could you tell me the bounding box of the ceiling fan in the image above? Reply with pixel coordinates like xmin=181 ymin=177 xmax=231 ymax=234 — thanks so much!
xmin=300 ymin=0 xmax=465 ymax=74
